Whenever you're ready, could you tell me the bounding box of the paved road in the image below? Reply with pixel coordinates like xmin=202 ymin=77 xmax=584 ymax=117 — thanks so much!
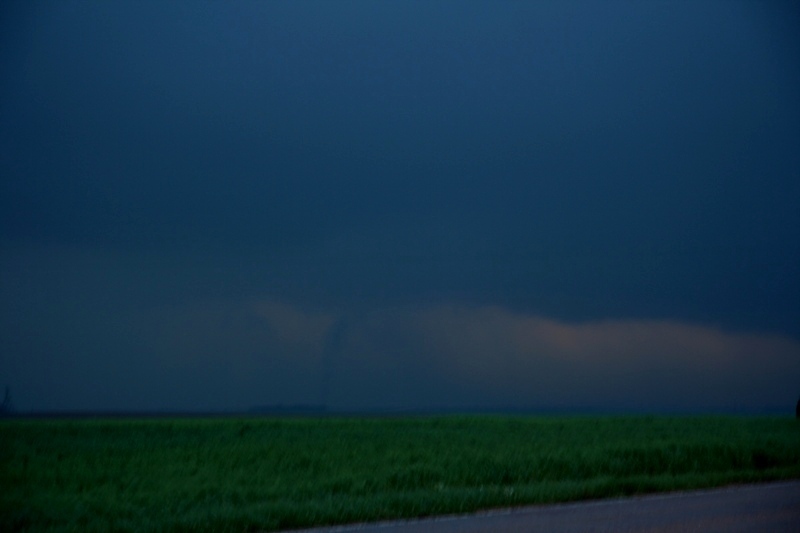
xmin=287 ymin=481 xmax=800 ymax=532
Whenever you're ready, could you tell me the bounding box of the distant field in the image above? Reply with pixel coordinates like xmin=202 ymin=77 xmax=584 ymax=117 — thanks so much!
xmin=2 ymin=415 xmax=799 ymax=532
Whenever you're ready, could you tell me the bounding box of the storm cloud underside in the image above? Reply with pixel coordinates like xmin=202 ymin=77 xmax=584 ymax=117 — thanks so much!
xmin=1 ymin=1 xmax=798 ymax=412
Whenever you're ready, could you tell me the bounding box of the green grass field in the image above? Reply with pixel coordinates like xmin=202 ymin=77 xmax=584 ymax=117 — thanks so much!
xmin=2 ymin=415 xmax=799 ymax=532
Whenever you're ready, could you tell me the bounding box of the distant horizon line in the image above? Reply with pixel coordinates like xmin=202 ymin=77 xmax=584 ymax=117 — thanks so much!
xmin=2 ymin=404 xmax=795 ymax=419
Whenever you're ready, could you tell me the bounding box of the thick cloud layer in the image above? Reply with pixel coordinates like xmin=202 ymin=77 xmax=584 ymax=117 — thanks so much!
xmin=1 ymin=1 xmax=799 ymax=411
xmin=2 ymin=245 xmax=797 ymax=412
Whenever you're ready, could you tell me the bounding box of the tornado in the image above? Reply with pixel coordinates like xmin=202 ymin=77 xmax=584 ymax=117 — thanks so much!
xmin=320 ymin=318 xmax=347 ymax=409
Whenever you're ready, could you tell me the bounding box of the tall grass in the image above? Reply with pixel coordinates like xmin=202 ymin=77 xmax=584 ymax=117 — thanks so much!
xmin=2 ymin=416 xmax=799 ymax=532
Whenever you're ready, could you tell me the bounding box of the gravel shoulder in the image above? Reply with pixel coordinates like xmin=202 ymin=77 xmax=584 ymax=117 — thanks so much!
xmin=285 ymin=480 xmax=800 ymax=533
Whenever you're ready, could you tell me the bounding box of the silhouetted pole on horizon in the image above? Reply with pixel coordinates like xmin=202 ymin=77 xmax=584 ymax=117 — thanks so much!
xmin=796 ymin=397 xmax=800 ymax=419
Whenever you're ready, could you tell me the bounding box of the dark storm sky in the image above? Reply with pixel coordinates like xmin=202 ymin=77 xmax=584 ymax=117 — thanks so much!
xmin=2 ymin=1 xmax=799 ymax=412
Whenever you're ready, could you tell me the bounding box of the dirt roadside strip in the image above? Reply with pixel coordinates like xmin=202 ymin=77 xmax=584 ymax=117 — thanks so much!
xmin=284 ymin=480 xmax=800 ymax=533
